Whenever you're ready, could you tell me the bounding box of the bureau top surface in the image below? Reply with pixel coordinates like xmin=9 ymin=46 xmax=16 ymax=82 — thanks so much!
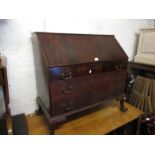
xmin=34 ymin=32 xmax=128 ymax=67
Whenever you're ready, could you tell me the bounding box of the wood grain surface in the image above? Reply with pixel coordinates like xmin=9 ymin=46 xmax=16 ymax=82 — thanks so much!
xmin=25 ymin=100 xmax=143 ymax=135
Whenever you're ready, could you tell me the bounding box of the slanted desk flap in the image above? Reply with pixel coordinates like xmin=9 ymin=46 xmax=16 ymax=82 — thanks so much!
xmin=33 ymin=32 xmax=128 ymax=67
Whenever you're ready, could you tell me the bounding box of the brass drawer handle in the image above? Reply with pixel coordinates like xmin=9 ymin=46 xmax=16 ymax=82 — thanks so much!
xmin=115 ymin=88 xmax=120 ymax=93
xmin=63 ymin=106 xmax=73 ymax=111
xmin=113 ymin=75 xmax=121 ymax=81
xmin=63 ymin=85 xmax=72 ymax=94
xmin=115 ymin=64 xmax=122 ymax=71
xmin=61 ymin=72 xmax=72 ymax=80
xmin=112 ymin=88 xmax=120 ymax=95
xmin=62 ymin=102 xmax=73 ymax=111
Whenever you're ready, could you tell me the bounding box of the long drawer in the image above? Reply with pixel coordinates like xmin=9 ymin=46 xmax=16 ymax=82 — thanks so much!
xmin=49 ymin=60 xmax=127 ymax=81
xmin=51 ymin=82 xmax=125 ymax=116
xmin=50 ymin=70 xmax=126 ymax=98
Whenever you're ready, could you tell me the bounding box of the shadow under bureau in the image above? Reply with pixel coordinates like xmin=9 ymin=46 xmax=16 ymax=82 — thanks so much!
xmin=32 ymin=32 xmax=128 ymax=134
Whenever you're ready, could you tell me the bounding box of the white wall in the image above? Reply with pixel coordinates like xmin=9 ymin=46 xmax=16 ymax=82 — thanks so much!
xmin=0 ymin=19 xmax=153 ymax=115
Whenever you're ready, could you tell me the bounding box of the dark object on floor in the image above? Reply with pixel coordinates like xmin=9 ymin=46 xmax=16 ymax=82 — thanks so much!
xmin=12 ymin=113 xmax=29 ymax=135
xmin=140 ymin=115 xmax=155 ymax=135
xmin=0 ymin=118 xmax=8 ymax=135
xmin=108 ymin=119 xmax=139 ymax=135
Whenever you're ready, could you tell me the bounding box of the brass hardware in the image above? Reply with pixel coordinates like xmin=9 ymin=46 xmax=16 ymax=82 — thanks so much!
xmin=113 ymin=75 xmax=121 ymax=82
xmin=61 ymin=72 xmax=72 ymax=80
xmin=115 ymin=88 xmax=120 ymax=93
xmin=63 ymin=106 xmax=73 ymax=111
xmin=117 ymin=75 xmax=121 ymax=80
xmin=63 ymin=85 xmax=72 ymax=94
xmin=62 ymin=102 xmax=73 ymax=111
xmin=115 ymin=64 xmax=122 ymax=71
xmin=112 ymin=88 xmax=120 ymax=95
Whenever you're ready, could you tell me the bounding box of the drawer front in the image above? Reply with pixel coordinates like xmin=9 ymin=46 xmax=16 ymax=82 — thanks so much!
xmin=51 ymin=81 xmax=125 ymax=116
xmin=52 ymin=96 xmax=74 ymax=116
xmin=49 ymin=60 xmax=127 ymax=81
xmin=50 ymin=70 xmax=126 ymax=116
xmin=50 ymin=70 xmax=126 ymax=98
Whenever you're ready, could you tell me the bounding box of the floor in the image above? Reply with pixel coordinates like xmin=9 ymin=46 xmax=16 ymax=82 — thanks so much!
xmin=6 ymin=100 xmax=143 ymax=135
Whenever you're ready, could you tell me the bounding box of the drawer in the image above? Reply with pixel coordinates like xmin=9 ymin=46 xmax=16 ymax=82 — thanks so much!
xmin=49 ymin=63 xmax=94 ymax=81
xmin=49 ymin=60 xmax=127 ymax=81
xmin=50 ymin=70 xmax=126 ymax=98
xmin=51 ymin=81 xmax=125 ymax=116
xmin=50 ymin=74 xmax=94 ymax=98
xmin=51 ymin=96 xmax=77 ymax=116
xmin=51 ymin=86 xmax=108 ymax=116
xmin=50 ymin=70 xmax=126 ymax=116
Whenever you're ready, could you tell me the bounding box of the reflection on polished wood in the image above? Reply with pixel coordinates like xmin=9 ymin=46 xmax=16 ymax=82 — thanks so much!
xmin=26 ymin=100 xmax=143 ymax=135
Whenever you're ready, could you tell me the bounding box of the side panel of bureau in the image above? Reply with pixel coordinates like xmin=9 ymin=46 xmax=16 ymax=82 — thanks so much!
xmin=32 ymin=34 xmax=51 ymax=112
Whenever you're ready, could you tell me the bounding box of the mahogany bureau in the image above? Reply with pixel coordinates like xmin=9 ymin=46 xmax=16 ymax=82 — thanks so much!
xmin=32 ymin=32 xmax=128 ymax=134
